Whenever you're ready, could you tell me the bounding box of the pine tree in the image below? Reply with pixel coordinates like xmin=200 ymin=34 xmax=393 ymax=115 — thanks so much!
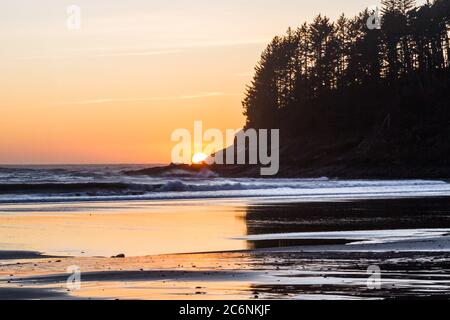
xmin=242 ymin=0 xmax=448 ymax=137
xmin=335 ymin=14 xmax=350 ymax=89
xmin=308 ymin=15 xmax=336 ymax=94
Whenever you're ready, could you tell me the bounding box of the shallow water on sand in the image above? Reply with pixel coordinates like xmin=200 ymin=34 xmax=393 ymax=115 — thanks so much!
xmin=0 ymin=200 xmax=250 ymax=257
xmin=2 ymin=197 xmax=450 ymax=257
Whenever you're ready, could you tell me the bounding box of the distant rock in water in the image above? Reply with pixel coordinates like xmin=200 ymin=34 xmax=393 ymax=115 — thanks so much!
xmin=124 ymin=164 xmax=219 ymax=178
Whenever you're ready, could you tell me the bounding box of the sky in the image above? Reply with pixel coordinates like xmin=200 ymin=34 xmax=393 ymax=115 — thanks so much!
xmin=0 ymin=0 xmax=426 ymax=164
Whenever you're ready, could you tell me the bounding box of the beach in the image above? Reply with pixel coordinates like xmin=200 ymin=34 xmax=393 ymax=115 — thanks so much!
xmin=3 ymin=0 xmax=450 ymax=305
xmin=2 ymin=196 xmax=450 ymax=300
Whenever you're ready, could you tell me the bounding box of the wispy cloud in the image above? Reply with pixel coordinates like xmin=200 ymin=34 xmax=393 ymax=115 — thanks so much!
xmin=11 ymin=39 xmax=267 ymax=61
xmin=60 ymin=92 xmax=233 ymax=105
xmin=93 ymin=49 xmax=185 ymax=58
xmin=13 ymin=49 xmax=184 ymax=61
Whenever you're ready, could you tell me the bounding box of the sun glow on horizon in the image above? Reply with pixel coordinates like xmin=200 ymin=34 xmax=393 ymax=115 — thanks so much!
xmin=192 ymin=153 xmax=208 ymax=164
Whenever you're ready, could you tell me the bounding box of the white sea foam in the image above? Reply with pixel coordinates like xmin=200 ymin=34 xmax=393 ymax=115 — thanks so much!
xmin=1 ymin=165 xmax=450 ymax=203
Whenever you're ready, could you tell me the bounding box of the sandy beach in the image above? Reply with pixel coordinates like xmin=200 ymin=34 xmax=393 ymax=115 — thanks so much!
xmin=2 ymin=197 xmax=450 ymax=300
xmin=3 ymin=0 xmax=450 ymax=306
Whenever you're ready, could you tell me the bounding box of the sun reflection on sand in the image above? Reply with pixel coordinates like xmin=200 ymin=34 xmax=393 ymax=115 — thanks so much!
xmin=0 ymin=200 xmax=250 ymax=257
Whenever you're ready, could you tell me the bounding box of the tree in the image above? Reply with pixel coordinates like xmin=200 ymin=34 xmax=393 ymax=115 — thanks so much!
xmin=335 ymin=14 xmax=351 ymax=89
xmin=308 ymin=15 xmax=336 ymax=95
xmin=242 ymin=0 xmax=449 ymax=139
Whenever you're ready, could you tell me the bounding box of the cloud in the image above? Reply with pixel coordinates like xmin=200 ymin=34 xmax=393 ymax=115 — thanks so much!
xmin=60 ymin=92 xmax=233 ymax=105
xmin=11 ymin=39 xmax=267 ymax=61
xmin=13 ymin=49 xmax=184 ymax=61
xmin=93 ymin=49 xmax=185 ymax=58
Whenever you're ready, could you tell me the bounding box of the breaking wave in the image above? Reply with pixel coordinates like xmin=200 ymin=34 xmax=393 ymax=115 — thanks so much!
xmin=0 ymin=167 xmax=450 ymax=203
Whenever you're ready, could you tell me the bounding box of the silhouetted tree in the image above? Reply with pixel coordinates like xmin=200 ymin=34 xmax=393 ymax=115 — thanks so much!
xmin=242 ymin=0 xmax=450 ymax=138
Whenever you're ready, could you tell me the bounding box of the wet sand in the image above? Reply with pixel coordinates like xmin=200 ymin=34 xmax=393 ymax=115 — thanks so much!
xmin=2 ymin=197 xmax=450 ymax=299
xmin=2 ymin=250 xmax=450 ymax=300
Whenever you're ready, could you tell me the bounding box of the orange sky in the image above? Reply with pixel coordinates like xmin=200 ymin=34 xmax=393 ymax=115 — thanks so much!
xmin=1 ymin=0 xmax=423 ymax=164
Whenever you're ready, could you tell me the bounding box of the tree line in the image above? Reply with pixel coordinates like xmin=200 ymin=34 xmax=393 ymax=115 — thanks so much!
xmin=243 ymin=0 xmax=450 ymax=139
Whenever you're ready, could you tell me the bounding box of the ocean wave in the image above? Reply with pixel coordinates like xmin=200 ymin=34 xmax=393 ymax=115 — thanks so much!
xmin=1 ymin=178 xmax=450 ymax=204
xmin=0 ymin=182 xmax=148 ymax=195
xmin=0 ymin=180 xmax=299 ymax=195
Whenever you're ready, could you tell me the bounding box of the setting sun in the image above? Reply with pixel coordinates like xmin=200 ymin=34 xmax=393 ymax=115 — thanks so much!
xmin=192 ymin=153 xmax=208 ymax=164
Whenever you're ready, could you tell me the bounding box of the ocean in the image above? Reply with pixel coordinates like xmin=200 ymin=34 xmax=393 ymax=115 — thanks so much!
xmin=1 ymin=164 xmax=450 ymax=203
